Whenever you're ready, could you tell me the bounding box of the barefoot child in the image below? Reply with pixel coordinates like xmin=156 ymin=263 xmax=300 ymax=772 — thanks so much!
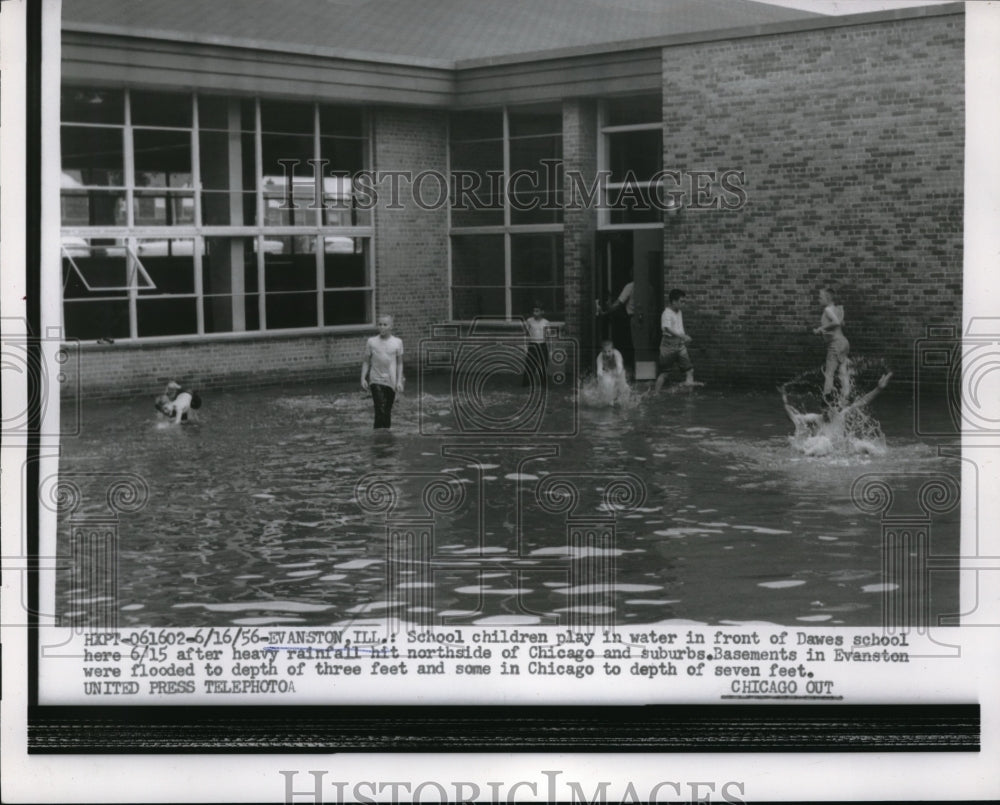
xmin=814 ymin=287 xmax=851 ymax=401
xmin=654 ymin=289 xmax=702 ymax=392
xmin=361 ymin=314 xmax=404 ymax=430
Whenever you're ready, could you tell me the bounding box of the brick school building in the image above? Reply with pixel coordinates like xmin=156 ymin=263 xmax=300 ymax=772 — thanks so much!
xmin=57 ymin=0 xmax=963 ymax=396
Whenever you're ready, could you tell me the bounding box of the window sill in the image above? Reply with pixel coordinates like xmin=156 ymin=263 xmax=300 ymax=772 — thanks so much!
xmin=67 ymin=325 xmax=374 ymax=350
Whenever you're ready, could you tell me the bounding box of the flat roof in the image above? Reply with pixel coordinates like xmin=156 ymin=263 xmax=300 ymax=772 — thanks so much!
xmin=62 ymin=0 xmax=823 ymax=68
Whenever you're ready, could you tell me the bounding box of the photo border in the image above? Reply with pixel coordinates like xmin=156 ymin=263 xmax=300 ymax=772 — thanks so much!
xmin=2 ymin=0 xmax=994 ymax=794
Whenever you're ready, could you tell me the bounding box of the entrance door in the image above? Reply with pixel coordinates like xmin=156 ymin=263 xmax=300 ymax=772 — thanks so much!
xmin=597 ymin=230 xmax=662 ymax=376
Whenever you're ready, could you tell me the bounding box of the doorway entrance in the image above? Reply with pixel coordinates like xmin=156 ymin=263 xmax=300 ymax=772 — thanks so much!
xmin=597 ymin=229 xmax=663 ymax=377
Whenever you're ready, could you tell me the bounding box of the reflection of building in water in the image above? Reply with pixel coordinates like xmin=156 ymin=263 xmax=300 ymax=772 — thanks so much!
xmin=58 ymin=0 xmax=963 ymax=395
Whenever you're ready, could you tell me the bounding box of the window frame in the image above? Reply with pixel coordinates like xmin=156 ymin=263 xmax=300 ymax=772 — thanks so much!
xmin=60 ymin=86 xmax=375 ymax=342
xmin=597 ymin=95 xmax=666 ymax=232
xmin=448 ymin=105 xmax=565 ymax=322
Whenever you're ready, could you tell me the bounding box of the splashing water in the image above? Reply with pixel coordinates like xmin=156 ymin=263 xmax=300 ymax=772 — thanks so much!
xmin=780 ymin=358 xmax=891 ymax=457
xmin=579 ymin=373 xmax=642 ymax=409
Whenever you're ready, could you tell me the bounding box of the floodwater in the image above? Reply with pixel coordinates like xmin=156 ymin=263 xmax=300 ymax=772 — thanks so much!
xmin=56 ymin=376 xmax=959 ymax=628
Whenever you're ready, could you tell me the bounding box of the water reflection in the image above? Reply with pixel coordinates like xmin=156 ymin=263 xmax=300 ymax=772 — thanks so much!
xmin=57 ymin=381 xmax=958 ymax=627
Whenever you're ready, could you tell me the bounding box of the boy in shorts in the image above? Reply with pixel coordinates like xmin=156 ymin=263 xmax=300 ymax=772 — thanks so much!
xmin=654 ymin=289 xmax=701 ymax=392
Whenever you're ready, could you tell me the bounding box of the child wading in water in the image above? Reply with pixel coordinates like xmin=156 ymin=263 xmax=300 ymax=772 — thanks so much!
xmin=522 ymin=303 xmax=551 ymax=388
xmin=154 ymin=380 xmax=201 ymax=424
xmin=780 ymin=372 xmax=892 ymax=457
xmin=361 ymin=314 xmax=404 ymax=429
xmin=654 ymin=288 xmax=702 ymax=392
xmin=594 ymin=339 xmax=631 ymax=406
xmin=814 ymin=287 xmax=851 ymax=401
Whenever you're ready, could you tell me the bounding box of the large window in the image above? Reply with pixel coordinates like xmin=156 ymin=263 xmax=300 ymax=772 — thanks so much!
xmin=60 ymin=87 xmax=372 ymax=341
xmin=600 ymin=94 xmax=664 ymax=227
xmin=449 ymin=106 xmax=564 ymax=321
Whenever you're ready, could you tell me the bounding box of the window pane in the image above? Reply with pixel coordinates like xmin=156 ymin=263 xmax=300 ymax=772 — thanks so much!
xmin=322 ymin=176 xmax=370 ymax=226
xmin=263 ymin=236 xmax=317 ymax=292
xmin=511 ymin=233 xmax=563 ymax=287
xmin=203 ymin=237 xmax=253 ymax=294
xmin=450 ymin=111 xmax=502 ymax=141
xmin=452 ymin=233 xmax=506 ymax=319
xmin=136 ymin=297 xmax=198 ymax=337
xmin=203 ymin=237 xmax=256 ymax=334
xmin=319 ymin=136 xmax=365 ymax=175
xmin=202 ymin=191 xmax=255 ymax=226
xmin=260 ymin=100 xmax=314 ymax=134
xmin=199 ymin=130 xmax=250 ymax=190
xmin=61 ymin=88 xmax=124 ymax=125
xmin=608 ymin=206 xmax=662 ymax=225
xmin=134 ymin=129 xmax=192 ymax=188
xmin=133 ymin=192 xmax=195 ymax=226
xmin=62 ymin=239 xmax=129 ymax=299
xmin=607 ymin=129 xmax=662 ymax=183
xmin=511 ymin=286 xmax=563 ymax=322
xmin=263 ymin=194 xmax=317 ymax=227
xmin=130 ymin=90 xmax=192 ymax=128
xmin=63 ymin=301 xmax=130 ymax=341
xmin=510 ymin=136 xmax=561 ymax=174
xmin=198 ymin=94 xmax=255 ymax=132
xmin=262 ymin=133 xmax=316 ymax=177
xmin=136 ymin=239 xmax=195 ymax=295
xmin=451 ymin=234 xmax=504 ymax=287
xmin=61 ymin=126 xmax=124 ymax=186
xmin=323 ymin=237 xmax=367 ymax=288
xmin=605 ymin=95 xmax=661 ymax=127
xmin=508 ymin=110 xmax=561 ymax=138
xmin=510 ymin=135 xmax=562 ymax=225
xmin=262 ymin=133 xmax=317 ymax=225
xmin=266 ymin=293 xmax=317 ymax=329
xmin=450 ymin=140 xmax=504 ymax=227
xmin=511 ymin=234 xmax=564 ymax=320
xmin=244 ymin=295 xmax=261 ymax=331
xmin=319 ymin=105 xmax=364 ymax=137
xmin=60 ymin=190 xmax=126 ymax=226
xmin=264 ymin=237 xmax=318 ymax=330
xmin=451 ymin=138 xmax=502 ymax=174
xmin=324 ymin=290 xmax=370 ymax=326
xmin=605 ymin=184 xmax=663 ymax=224
xmin=452 ymin=287 xmax=505 ymax=320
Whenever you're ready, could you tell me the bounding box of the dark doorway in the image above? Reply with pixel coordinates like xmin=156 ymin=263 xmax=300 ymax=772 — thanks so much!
xmin=597 ymin=229 xmax=663 ymax=377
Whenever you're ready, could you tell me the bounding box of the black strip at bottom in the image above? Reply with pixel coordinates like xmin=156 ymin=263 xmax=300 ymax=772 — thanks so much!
xmin=29 ymin=704 xmax=979 ymax=753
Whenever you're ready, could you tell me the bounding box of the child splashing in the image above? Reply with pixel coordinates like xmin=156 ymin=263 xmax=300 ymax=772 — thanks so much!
xmin=780 ymin=365 xmax=892 ymax=457
xmin=581 ymin=339 xmax=637 ymax=408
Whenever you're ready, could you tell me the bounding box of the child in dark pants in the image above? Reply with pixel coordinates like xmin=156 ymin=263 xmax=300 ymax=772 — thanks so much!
xmin=361 ymin=315 xmax=404 ymax=429
xmin=522 ymin=303 xmax=550 ymax=388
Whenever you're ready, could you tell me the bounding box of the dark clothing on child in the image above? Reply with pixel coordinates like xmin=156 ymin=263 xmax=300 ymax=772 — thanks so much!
xmin=370 ymin=383 xmax=396 ymax=429
xmin=521 ymin=342 xmax=548 ymax=388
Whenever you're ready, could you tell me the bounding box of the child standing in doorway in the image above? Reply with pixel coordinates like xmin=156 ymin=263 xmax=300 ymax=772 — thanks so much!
xmin=361 ymin=314 xmax=404 ymax=429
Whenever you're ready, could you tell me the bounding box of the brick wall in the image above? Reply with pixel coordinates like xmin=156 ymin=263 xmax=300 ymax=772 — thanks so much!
xmin=63 ymin=106 xmax=452 ymax=400
xmin=563 ymin=98 xmax=599 ymax=367
xmin=372 ymin=106 xmax=450 ymax=352
xmin=62 ymin=330 xmax=365 ymax=400
xmin=661 ymin=13 xmax=963 ymax=385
